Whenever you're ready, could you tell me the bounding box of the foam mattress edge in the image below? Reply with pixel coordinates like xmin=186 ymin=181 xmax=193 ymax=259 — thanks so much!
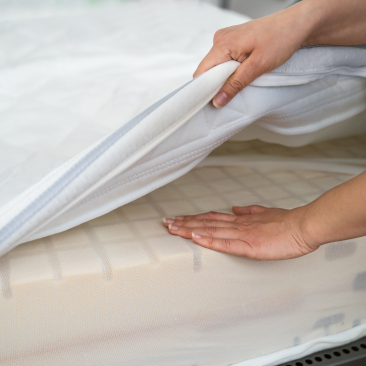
xmin=234 ymin=323 xmax=366 ymax=366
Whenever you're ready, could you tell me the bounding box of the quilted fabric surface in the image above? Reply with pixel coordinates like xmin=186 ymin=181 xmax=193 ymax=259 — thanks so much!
xmin=0 ymin=2 xmax=246 ymax=208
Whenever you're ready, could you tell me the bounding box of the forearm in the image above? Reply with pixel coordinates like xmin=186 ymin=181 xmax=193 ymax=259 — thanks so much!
xmin=264 ymin=0 xmax=366 ymax=246
xmin=299 ymin=0 xmax=366 ymax=46
xmin=300 ymin=171 xmax=366 ymax=247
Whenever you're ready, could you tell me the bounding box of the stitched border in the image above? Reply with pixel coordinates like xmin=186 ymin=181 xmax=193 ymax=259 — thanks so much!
xmin=258 ymin=89 xmax=366 ymax=133
xmin=261 ymin=84 xmax=366 ymax=120
xmin=272 ymin=65 xmax=366 ymax=74
xmin=56 ymin=133 xmax=237 ymax=213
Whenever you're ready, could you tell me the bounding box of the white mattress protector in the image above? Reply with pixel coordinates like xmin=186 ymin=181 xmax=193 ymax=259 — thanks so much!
xmin=0 ymin=1 xmax=366 ymax=257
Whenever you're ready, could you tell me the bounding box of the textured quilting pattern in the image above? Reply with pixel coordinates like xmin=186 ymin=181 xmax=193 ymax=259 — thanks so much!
xmin=0 ymin=2 xmax=247 ymax=208
xmin=1 ymin=134 xmax=366 ymax=366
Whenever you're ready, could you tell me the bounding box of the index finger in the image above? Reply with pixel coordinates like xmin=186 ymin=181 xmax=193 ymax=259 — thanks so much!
xmin=193 ymin=46 xmax=232 ymax=78
xmin=213 ymin=50 xmax=269 ymax=108
xmin=174 ymin=211 xmax=237 ymax=222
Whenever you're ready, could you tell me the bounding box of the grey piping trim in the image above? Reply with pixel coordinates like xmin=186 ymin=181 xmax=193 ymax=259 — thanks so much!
xmin=0 ymin=76 xmax=198 ymax=246
xmin=301 ymin=44 xmax=366 ymax=49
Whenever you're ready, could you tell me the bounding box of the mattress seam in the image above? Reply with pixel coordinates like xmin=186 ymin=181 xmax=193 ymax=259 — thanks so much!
xmin=257 ymin=103 xmax=366 ymax=134
xmin=260 ymin=85 xmax=366 ymax=120
xmin=271 ymin=65 xmax=366 ymax=73
xmin=68 ymin=136 xmax=232 ymax=210
xmin=209 ymin=82 xmax=365 ymax=132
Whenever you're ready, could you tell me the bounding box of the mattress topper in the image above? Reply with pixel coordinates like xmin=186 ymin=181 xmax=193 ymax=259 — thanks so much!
xmin=0 ymin=1 xmax=366 ymax=256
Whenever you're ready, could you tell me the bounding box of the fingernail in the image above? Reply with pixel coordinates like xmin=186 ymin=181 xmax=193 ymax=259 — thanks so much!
xmin=169 ymin=224 xmax=179 ymax=230
xmin=192 ymin=232 xmax=201 ymax=239
xmin=163 ymin=218 xmax=174 ymax=224
xmin=213 ymin=92 xmax=228 ymax=108
xmin=174 ymin=216 xmax=184 ymax=220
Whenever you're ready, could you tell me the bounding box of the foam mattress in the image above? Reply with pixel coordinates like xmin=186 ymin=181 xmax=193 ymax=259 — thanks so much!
xmin=1 ymin=1 xmax=366 ymax=365
xmin=1 ymin=135 xmax=366 ymax=366
xmin=1 ymin=1 xmax=366 ymax=256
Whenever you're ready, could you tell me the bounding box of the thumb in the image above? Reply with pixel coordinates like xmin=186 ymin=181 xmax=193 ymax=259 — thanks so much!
xmin=213 ymin=51 xmax=267 ymax=108
xmin=233 ymin=205 xmax=268 ymax=216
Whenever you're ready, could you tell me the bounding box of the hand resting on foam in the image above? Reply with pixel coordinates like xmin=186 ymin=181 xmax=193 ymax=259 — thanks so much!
xmin=164 ymin=171 xmax=366 ymax=260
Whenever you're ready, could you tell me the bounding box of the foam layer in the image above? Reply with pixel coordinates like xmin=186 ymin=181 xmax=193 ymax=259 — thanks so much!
xmin=1 ymin=2 xmax=366 ymax=255
xmin=1 ymin=134 xmax=366 ymax=366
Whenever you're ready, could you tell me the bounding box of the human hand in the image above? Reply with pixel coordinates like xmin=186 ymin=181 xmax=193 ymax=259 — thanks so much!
xmin=163 ymin=205 xmax=319 ymax=261
xmin=193 ymin=3 xmax=314 ymax=108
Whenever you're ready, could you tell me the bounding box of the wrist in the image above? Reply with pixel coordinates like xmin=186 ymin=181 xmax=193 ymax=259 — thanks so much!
xmin=291 ymin=0 xmax=329 ymax=47
xmin=295 ymin=195 xmax=345 ymax=249
xmin=290 ymin=203 xmax=324 ymax=250
xmin=295 ymin=172 xmax=366 ymax=249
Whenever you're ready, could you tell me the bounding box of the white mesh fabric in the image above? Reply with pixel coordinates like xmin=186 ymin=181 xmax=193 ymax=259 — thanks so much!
xmin=1 ymin=1 xmax=366 ymax=254
xmin=1 ymin=135 xmax=366 ymax=366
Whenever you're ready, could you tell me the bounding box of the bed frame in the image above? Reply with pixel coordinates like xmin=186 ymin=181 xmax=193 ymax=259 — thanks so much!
xmin=278 ymin=336 xmax=366 ymax=366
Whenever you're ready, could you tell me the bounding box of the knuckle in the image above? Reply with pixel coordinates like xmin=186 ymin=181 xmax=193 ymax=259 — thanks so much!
xmin=222 ymin=239 xmax=231 ymax=249
xmin=238 ymin=222 xmax=252 ymax=230
xmin=206 ymin=226 xmax=217 ymax=234
xmin=207 ymin=211 xmax=218 ymax=219
xmin=253 ymin=205 xmax=266 ymax=213
xmin=182 ymin=226 xmax=192 ymax=234
xmin=213 ymin=28 xmax=225 ymax=42
xmin=203 ymin=219 xmax=213 ymax=227
xmin=256 ymin=56 xmax=271 ymax=73
xmin=228 ymin=78 xmax=245 ymax=93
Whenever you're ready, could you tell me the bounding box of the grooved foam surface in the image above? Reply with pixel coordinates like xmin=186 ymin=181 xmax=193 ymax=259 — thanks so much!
xmin=1 ymin=1 xmax=366 ymax=255
xmin=1 ymin=134 xmax=366 ymax=366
